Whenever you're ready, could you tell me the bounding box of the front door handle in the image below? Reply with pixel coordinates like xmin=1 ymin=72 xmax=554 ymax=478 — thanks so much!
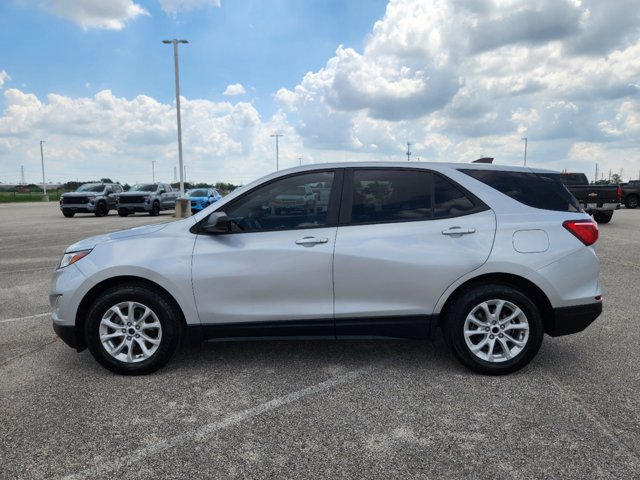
xmin=442 ymin=227 xmax=476 ymax=236
xmin=295 ymin=236 xmax=329 ymax=247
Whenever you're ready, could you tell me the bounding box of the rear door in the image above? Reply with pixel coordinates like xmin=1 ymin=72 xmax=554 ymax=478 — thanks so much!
xmin=333 ymin=168 xmax=496 ymax=337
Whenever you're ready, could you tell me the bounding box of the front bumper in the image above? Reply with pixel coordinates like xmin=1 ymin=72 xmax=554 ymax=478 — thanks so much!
xmin=547 ymin=301 xmax=602 ymax=336
xmin=118 ymin=203 xmax=152 ymax=212
xmin=190 ymin=201 xmax=208 ymax=213
xmin=60 ymin=204 xmax=97 ymax=213
xmin=53 ymin=322 xmax=80 ymax=349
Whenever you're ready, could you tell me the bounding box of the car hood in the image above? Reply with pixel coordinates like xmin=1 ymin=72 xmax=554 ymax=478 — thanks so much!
xmin=118 ymin=191 xmax=154 ymax=196
xmin=65 ymin=223 xmax=169 ymax=252
xmin=62 ymin=192 xmax=100 ymax=197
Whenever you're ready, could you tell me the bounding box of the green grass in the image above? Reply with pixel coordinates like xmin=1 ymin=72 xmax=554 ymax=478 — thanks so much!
xmin=0 ymin=191 xmax=65 ymax=203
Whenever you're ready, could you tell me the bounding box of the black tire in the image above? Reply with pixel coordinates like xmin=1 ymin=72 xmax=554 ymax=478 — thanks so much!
xmin=593 ymin=211 xmax=613 ymax=224
xmin=149 ymin=202 xmax=160 ymax=216
xmin=443 ymin=284 xmax=544 ymax=375
xmin=118 ymin=208 xmax=130 ymax=217
xmin=94 ymin=202 xmax=108 ymax=217
xmin=85 ymin=284 xmax=183 ymax=375
xmin=625 ymin=195 xmax=638 ymax=209
xmin=62 ymin=209 xmax=75 ymax=218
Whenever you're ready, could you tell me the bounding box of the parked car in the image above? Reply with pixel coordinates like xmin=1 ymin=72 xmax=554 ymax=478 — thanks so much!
xmin=184 ymin=188 xmax=222 ymax=214
xmin=556 ymin=172 xmax=620 ymax=223
xmin=116 ymin=182 xmax=180 ymax=216
xmin=270 ymin=184 xmax=316 ymax=214
xmin=59 ymin=183 xmax=123 ymax=217
xmin=50 ymin=162 xmax=602 ymax=375
xmin=620 ymin=180 xmax=640 ymax=209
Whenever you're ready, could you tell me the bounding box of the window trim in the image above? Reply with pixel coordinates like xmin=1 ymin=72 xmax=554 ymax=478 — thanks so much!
xmin=194 ymin=168 xmax=344 ymax=235
xmin=339 ymin=167 xmax=488 ymax=227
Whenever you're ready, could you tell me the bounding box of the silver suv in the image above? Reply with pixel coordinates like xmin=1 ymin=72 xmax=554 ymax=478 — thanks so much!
xmin=50 ymin=162 xmax=602 ymax=375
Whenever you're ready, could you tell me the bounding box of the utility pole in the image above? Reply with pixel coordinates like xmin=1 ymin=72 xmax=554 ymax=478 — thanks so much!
xmin=152 ymin=160 xmax=156 ymax=183
xmin=522 ymin=137 xmax=528 ymax=166
xmin=174 ymin=166 xmax=177 ymax=183
xmin=298 ymin=156 xmax=303 ymax=166
xmin=271 ymin=133 xmax=283 ymax=171
xmin=39 ymin=140 xmax=48 ymax=200
xmin=595 ymin=163 xmax=598 ymax=184
xmin=20 ymin=165 xmax=25 ymax=184
xmin=162 ymin=38 xmax=188 ymax=196
xmin=406 ymin=142 xmax=412 ymax=162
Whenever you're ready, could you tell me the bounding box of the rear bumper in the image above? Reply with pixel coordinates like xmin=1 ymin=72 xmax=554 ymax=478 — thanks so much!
xmin=547 ymin=301 xmax=602 ymax=336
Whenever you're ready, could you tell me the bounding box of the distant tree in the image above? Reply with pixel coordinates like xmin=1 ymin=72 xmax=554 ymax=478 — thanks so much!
xmin=593 ymin=180 xmax=609 ymax=185
xmin=100 ymin=178 xmax=114 ymax=183
xmin=610 ymin=173 xmax=622 ymax=184
xmin=123 ymin=183 xmax=131 ymax=191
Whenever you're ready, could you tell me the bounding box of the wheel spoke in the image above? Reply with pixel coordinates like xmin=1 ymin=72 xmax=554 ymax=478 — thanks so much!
xmin=486 ymin=338 xmax=497 ymax=361
xmin=126 ymin=340 xmax=135 ymax=362
xmin=467 ymin=314 xmax=489 ymax=328
xmin=100 ymin=331 xmax=125 ymax=341
xmin=139 ymin=332 xmax=161 ymax=345
xmin=504 ymin=333 xmax=526 ymax=347
xmin=499 ymin=307 xmax=523 ymax=325
xmin=505 ymin=323 xmax=529 ymax=332
xmin=497 ymin=337 xmax=512 ymax=360
xmin=101 ymin=318 xmax=125 ymax=330
xmin=134 ymin=338 xmax=152 ymax=359
xmin=136 ymin=307 xmax=153 ymax=325
xmin=470 ymin=336 xmax=490 ymax=353
xmin=494 ymin=300 xmax=506 ymax=321
xmin=140 ymin=321 xmax=161 ymax=332
xmin=110 ymin=338 xmax=127 ymax=356
xmin=109 ymin=306 xmax=127 ymax=324
xmin=464 ymin=329 xmax=486 ymax=338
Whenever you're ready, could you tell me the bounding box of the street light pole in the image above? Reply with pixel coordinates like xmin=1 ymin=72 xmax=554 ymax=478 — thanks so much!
xmin=152 ymin=160 xmax=155 ymax=183
xmin=522 ymin=137 xmax=528 ymax=166
xmin=40 ymin=140 xmax=48 ymax=200
xmin=162 ymin=39 xmax=188 ymax=196
xmin=271 ymin=134 xmax=283 ymax=171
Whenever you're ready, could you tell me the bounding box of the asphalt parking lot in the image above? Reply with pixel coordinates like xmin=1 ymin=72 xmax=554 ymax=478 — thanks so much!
xmin=1 ymin=202 xmax=639 ymax=479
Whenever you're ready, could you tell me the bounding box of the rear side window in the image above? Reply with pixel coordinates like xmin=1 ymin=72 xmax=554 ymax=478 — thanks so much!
xmin=348 ymin=169 xmax=485 ymax=225
xmin=461 ymin=169 xmax=580 ymax=212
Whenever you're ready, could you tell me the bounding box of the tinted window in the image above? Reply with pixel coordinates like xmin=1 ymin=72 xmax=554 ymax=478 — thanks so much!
xmin=461 ymin=169 xmax=580 ymax=212
xmin=351 ymin=170 xmax=432 ymax=224
xmin=433 ymin=175 xmax=477 ymax=218
xmin=131 ymin=184 xmax=157 ymax=192
xmin=224 ymin=171 xmax=335 ymax=232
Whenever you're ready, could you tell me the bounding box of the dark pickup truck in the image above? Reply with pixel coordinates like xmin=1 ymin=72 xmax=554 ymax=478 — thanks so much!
xmin=557 ymin=172 xmax=621 ymax=224
xmin=59 ymin=183 xmax=123 ymax=217
xmin=621 ymin=180 xmax=640 ymax=209
xmin=116 ymin=182 xmax=180 ymax=216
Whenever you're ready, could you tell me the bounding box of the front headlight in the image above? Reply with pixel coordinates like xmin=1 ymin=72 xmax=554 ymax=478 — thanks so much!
xmin=59 ymin=249 xmax=92 ymax=269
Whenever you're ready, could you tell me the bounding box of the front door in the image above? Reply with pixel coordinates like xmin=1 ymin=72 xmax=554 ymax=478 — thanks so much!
xmin=192 ymin=170 xmax=342 ymax=337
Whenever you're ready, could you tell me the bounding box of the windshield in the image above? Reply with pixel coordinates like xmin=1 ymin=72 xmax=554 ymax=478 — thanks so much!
xmin=190 ymin=189 xmax=208 ymax=197
xmin=77 ymin=184 xmax=104 ymax=193
xmin=130 ymin=184 xmax=157 ymax=192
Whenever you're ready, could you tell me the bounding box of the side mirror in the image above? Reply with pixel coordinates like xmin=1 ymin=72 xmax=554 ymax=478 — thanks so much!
xmin=200 ymin=211 xmax=230 ymax=234
xmin=158 ymin=189 xmax=165 ymax=194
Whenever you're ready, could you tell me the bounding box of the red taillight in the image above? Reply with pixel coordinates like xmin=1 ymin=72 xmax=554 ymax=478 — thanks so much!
xmin=563 ymin=219 xmax=599 ymax=246
xmin=616 ymin=185 xmax=622 ymax=202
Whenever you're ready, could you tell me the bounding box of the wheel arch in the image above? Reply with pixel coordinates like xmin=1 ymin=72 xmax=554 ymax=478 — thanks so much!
xmin=74 ymin=275 xmax=187 ymax=351
xmin=437 ymin=273 xmax=554 ymax=334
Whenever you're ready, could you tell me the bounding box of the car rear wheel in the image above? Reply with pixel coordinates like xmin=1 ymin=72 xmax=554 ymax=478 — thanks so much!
xmin=443 ymin=284 xmax=544 ymax=375
xmin=62 ymin=209 xmax=75 ymax=218
xmin=85 ymin=284 xmax=183 ymax=375
xmin=94 ymin=202 xmax=108 ymax=217
xmin=625 ymin=195 xmax=638 ymax=209
xmin=149 ymin=201 xmax=160 ymax=216
xmin=593 ymin=211 xmax=613 ymax=224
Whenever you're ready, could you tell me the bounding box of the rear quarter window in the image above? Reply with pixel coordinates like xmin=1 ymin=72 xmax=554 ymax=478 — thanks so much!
xmin=460 ymin=169 xmax=580 ymax=212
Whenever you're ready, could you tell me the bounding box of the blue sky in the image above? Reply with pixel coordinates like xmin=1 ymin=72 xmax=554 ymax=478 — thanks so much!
xmin=0 ymin=0 xmax=639 ymax=186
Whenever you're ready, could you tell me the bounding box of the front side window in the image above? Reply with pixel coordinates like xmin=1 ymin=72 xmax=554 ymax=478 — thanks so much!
xmin=224 ymin=171 xmax=335 ymax=232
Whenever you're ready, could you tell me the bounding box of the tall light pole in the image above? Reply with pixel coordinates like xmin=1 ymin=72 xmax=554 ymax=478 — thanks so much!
xmin=152 ymin=160 xmax=156 ymax=183
xmin=271 ymin=133 xmax=283 ymax=171
xmin=406 ymin=142 xmax=412 ymax=162
xmin=162 ymin=39 xmax=188 ymax=196
xmin=522 ymin=137 xmax=528 ymax=166
xmin=40 ymin=140 xmax=48 ymax=200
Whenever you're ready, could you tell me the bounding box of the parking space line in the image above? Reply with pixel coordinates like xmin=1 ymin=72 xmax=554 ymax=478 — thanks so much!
xmin=63 ymin=365 xmax=375 ymax=480
xmin=0 ymin=313 xmax=50 ymax=324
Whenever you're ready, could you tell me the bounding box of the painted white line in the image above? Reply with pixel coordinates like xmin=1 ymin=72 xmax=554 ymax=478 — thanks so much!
xmin=63 ymin=365 xmax=373 ymax=480
xmin=0 ymin=313 xmax=50 ymax=324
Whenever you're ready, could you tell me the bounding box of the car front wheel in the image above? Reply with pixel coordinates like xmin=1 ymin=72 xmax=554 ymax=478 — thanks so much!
xmin=443 ymin=284 xmax=544 ymax=375
xmin=85 ymin=284 xmax=182 ymax=375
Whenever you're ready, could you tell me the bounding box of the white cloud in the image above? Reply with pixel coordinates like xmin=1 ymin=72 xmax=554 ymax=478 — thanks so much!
xmin=0 ymin=88 xmax=297 ymax=185
xmin=0 ymin=70 xmax=10 ymax=88
xmin=158 ymin=0 xmax=221 ymax=16
xmin=223 ymin=83 xmax=246 ymax=96
xmin=48 ymin=0 xmax=149 ymax=30
xmin=275 ymin=0 xmax=640 ymax=180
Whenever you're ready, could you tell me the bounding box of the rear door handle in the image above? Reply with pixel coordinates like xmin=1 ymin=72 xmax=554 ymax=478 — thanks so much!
xmin=295 ymin=236 xmax=329 ymax=247
xmin=442 ymin=227 xmax=476 ymax=236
